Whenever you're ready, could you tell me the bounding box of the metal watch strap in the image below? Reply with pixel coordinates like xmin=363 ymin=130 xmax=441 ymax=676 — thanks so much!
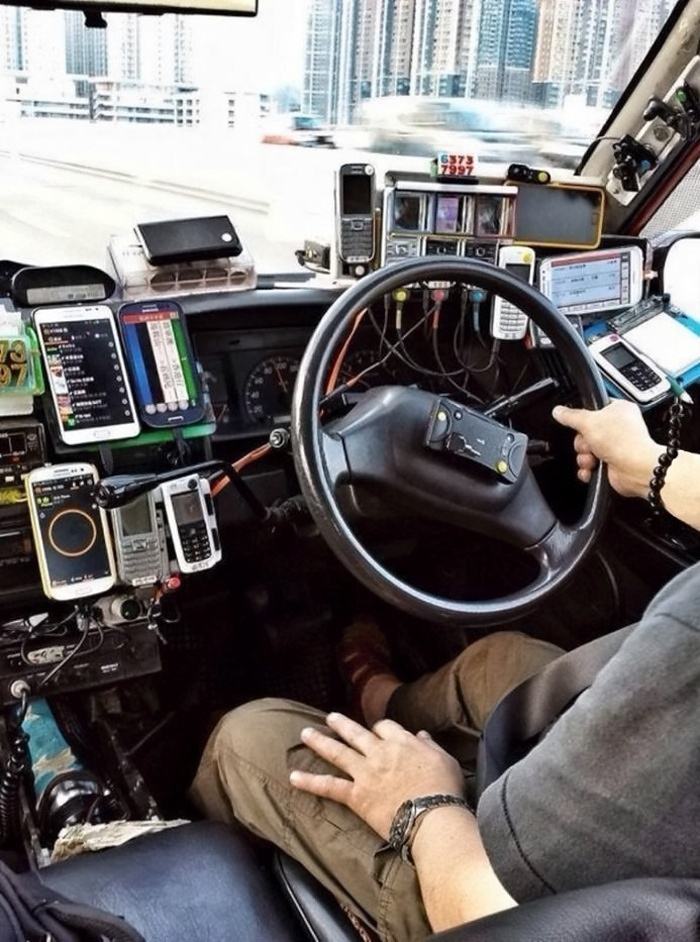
xmin=389 ymin=794 xmax=470 ymax=862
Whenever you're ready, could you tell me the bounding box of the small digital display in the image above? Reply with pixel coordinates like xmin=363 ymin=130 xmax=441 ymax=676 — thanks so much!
xmin=515 ymin=186 xmax=602 ymax=247
xmin=476 ymin=196 xmax=503 ymax=236
xmin=602 ymin=343 xmax=637 ymax=370
xmin=425 ymin=238 xmax=460 ymax=256
xmin=505 ymin=263 xmax=531 ymax=282
xmin=0 ymin=338 xmax=30 ymax=390
xmin=32 ymin=473 xmax=110 ymax=589
xmin=27 ymin=284 xmax=105 ymax=306
xmin=0 ymin=432 xmax=26 ymax=457
xmin=393 ymin=194 xmax=423 ymax=231
xmin=120 ymin=303 xmax=201 ymax=425
xmin=120 ymin=496 xmax=153 ymax=538
xmin=172 ymin=491 xmax=204 ymax=526
xmin=37 ymin=314 xmax=134 ymax=434
xmin=342 ymin=174 xmax=372 ymax=215
xmin=546 ymin=251 xmax=631 ymax=313
xmin=435 ymin=196 xmax=461 ymax=234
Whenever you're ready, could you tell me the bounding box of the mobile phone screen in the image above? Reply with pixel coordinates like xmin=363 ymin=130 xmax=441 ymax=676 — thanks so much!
xmin=36 ymin=311 xmax=135 ymax=435
xmin=119 ymin=495 xmax=154 ymax=538
xmin=341 ymin=173 xmax=372 ymax=216
xmin=31 ymin=472 xmax=111 ymax=590
xmin=119 ymin=303 xmax=203 ymax=427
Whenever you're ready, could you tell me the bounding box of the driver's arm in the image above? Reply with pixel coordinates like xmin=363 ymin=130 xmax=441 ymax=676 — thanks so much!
xmin=553 ymin=401 xmax=700 ymax=531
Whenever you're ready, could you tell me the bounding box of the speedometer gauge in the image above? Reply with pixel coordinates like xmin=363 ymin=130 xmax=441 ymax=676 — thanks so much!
xmin=339 ymin=348 xmax=400 ymax=389
xmin=244 ymin=355 xmax=300 ymax=424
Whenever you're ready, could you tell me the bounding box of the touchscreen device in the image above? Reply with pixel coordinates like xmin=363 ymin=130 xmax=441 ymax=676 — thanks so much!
xmin=475 ymin=196 xmax=504 ymax=236
xmin=435 ymin=196 xmax=462 ymax=234
xmin=118 ymin=301 xmax=205 ymax=429
xmin=393 ymin=194 xmax=425 ymax=232
xmin=514 ymin=184 xmax=603 ymax=248
xmin=539 ymin=246 xmax=644 ymax=316
xmin=26 ymin=463 xmax=116 ymax=601
xmin=34 ymin=305 xmax=140 ymax=446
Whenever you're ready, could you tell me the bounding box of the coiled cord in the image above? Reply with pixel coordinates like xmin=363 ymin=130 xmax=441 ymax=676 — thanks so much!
xmin=0 ymin=693 xmax=29 ymax=846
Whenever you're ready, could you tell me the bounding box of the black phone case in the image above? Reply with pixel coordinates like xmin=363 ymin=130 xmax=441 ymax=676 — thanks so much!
xmin=136 ymin=216 xmax=243 ymax=265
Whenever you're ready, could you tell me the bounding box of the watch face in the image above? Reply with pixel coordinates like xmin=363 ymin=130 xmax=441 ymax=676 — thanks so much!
xmin=391 ymin=801 xmax=414 ymax=845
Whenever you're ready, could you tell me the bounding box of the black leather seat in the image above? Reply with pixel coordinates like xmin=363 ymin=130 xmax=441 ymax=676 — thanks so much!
xmin=42 ymin=822 xmax=310 ymax=942
xmin=39 ymin=819 xmax=700 ymax=942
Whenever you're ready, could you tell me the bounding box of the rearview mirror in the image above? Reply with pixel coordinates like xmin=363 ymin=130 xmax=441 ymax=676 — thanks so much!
xmin=3 ymin=0 xmax=256 ymax=16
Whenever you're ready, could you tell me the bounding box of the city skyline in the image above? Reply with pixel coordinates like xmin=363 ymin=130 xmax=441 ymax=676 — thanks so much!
xmin=302 ymin=0 xmax=675 ymax=125
xmin=0 ymin=0 xmax=675 ymax=130
xmin=0 ymin=2 xmax=308 ymax=92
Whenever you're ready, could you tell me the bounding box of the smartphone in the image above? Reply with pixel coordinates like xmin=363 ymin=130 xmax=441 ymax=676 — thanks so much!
xmin=111 ymin=491 xmax=167 ymax=587
xmin=539 ymin=246 xmax=644 ymax=317
xmin=118 ymin=301 xmax=205 ymax=429
xmin=34 ymin=306 xmax=140 ymax=446
xmin=25 ymin=463 xmax=116 ymax=602
xmin=160 ymin=475 xmax=221 ymax=574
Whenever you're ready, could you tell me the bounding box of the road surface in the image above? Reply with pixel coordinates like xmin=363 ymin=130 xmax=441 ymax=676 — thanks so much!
xmin=0 ymin=150 xmax=300 ymax=274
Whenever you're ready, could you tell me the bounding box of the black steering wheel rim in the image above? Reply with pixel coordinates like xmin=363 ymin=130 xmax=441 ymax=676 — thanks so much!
xmin=292 ymin=257 xmax=609 ymax=626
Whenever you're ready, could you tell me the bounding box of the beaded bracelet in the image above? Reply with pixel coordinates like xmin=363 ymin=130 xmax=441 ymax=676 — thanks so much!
xmin=648 ymin=398 xmax=685 ymax=514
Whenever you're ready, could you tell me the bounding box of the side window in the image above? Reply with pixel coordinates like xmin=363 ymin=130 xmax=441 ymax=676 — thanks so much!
xmin=642 ymin=163 xmax=700 ymax=239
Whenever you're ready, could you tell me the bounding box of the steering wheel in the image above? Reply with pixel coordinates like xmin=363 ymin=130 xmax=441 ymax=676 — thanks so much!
xmin=292 ymin=258 xmax=609 ymax=626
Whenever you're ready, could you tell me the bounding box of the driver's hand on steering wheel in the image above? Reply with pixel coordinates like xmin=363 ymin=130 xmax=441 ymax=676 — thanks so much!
xmin=553 ymin=400 xmax=658 ymax=498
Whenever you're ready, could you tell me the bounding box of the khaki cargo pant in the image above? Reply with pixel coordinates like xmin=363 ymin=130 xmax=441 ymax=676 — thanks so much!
xmin=190 ymin=631 xmax=562 ymax=942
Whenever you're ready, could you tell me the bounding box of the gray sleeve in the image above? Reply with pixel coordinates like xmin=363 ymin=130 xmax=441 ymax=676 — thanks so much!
xmin=477 ymin=609 xmax=700 ymax=902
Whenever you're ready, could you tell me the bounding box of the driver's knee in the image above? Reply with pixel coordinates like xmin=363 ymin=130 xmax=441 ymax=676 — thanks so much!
xmin=454 ymin=631 xmax=564 ymax=729
xmin=190 ymin=698 xmax=326 ymax=836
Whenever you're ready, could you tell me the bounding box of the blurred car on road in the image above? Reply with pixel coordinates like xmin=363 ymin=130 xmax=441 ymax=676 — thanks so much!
xmin=261 ymin=113 xmax=335 ymax=148
xmin=354 ymin=96 xmax=588 ymax=168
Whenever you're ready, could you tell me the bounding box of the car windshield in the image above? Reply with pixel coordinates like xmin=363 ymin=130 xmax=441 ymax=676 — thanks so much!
xmin=0 ymin=0 xmax=675 ymax=274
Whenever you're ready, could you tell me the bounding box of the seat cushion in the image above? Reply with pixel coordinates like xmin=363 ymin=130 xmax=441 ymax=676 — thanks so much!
xmin=274 ymin=851 xmax=377 ymax=941
xmin=42 ymin=822 xmax=307 ymax=942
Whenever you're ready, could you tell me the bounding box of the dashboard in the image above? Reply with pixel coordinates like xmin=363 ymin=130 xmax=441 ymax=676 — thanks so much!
xmin=1 ymin=163 xmax=699 ymax=638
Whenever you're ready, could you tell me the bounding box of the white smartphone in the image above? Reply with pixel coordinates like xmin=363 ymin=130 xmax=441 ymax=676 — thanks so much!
xmin=589 ymin=333 xmax=671 ymax=404
xmin=539 ymin=245 xmax=644 ymax=317
xmin=25 ymin=463 xmax=116 ymax=602
xmin=34 ymin=305 xmax=140 ymax=446
xmin=491 ymin=245 xmax=536 ymax=341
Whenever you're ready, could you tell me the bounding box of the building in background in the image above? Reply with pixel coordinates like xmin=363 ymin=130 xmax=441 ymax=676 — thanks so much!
xmin=302 ymin=0 xmax=341 ymax=123
xmin=0 ymin=7 xmax=25 ymax=72
xmin=472 ymin=0 xmax=538 ymax=103
xmin=65 ymin=11 xmax=107 ymax=78
xmin=0 ymin=0 xmax=677 ymax=130
xmin=410 ymin=0 xmax=481 ymax=98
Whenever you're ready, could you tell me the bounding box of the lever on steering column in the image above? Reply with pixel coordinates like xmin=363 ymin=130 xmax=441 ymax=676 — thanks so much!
xmin=93 ymin=461 xmax=226 ymax=510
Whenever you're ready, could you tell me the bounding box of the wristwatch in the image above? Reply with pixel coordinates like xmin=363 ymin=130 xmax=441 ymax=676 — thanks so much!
xmin=389 ymin=794 xmax=470 ymax=863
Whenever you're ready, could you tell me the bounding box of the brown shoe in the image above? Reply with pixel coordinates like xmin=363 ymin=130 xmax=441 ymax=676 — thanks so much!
xmin=337 ymin=618 xmax=394 ymax=723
